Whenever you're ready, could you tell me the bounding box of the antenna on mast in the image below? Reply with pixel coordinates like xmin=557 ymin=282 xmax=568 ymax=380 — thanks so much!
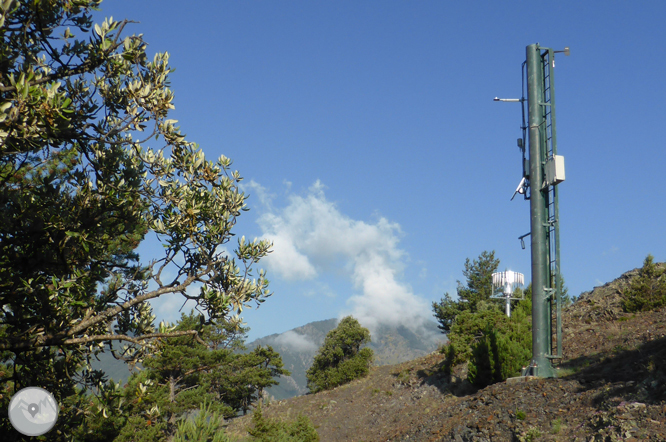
xmin=493 ymin=44 xmax=569 ymax=378
xmin=491 ymin=271 xmax=525 ymax=317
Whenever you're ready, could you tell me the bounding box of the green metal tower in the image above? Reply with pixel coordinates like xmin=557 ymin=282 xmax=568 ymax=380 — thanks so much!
xmin=497 ymin=44 xmax=568 ymax=378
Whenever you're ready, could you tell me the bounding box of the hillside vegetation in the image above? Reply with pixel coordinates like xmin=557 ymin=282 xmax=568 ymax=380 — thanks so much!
xmin=226 ymin=259 xmax=666 ymax=441
xmin=247 ymin=318 xmax=444 ymax=401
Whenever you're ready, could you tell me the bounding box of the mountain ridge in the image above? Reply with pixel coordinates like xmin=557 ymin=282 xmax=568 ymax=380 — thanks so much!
xmin=92 ymin=316 xmax=446 ymax=399
xmin=246 ymin=317 xmax=446 ymax=400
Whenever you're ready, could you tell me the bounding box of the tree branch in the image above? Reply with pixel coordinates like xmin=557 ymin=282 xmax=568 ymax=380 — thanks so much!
xmin=0 ymin=20 xmax=130 ymax=93
xmin=0 ymin=329 xmax=206 ymax=352
xmin=62 ymin=330 xmax=204 ymax=346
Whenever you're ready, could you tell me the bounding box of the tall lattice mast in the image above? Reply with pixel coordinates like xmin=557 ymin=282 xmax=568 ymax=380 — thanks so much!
xmin=496 ymin=44 xmax=569 ymax=378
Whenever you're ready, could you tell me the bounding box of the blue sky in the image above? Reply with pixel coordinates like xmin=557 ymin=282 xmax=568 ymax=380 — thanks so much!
xmin=94 ymin=1 xmax=665 ymax=342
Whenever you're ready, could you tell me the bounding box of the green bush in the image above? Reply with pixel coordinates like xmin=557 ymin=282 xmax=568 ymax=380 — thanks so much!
xmin=443 ymin=286 xmax=532 ymax=387
xmin=306 ymin=316 xmax=373 ymax=393
xmin=467 ymin=289 xmax=532 ymax=387
xmin=622 ymin=254 xmax=666 ymax=312
xmin=173 ymin=400 xmax=231 ymax=442
xmin=114 ymin=415 xmax=169 ymax=442
xmin=247 ymin=405 xmax=319 ymax=442
xmin=446 ymin=307 xmax=506 ymax=367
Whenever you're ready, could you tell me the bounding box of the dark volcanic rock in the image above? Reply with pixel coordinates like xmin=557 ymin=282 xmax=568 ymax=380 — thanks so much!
xmin=566 ymin=262 xmax=666 ymax=323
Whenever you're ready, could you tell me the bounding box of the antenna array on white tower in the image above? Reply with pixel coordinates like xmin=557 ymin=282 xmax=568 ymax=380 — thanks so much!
xmin=492 ymin=271 xmax=525 ymax=296
xmin=491 ymin=270 xmax=525 ymax=317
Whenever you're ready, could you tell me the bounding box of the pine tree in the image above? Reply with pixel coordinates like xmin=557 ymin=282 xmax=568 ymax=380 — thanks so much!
xmin=467 ymin=286 xmax=532 ymax=387
xmin=622 ymin=254 xmax=666 ymax=312
xmin=432 ymin=251 xmax=500 ymax=332
xmin=436 ymin=253 xmax=533 ymax=387
xmin=172 ymin=400 xmax=231 ymax=442
xmin=306 ymin=316 xmax=373 ymax=393
xmin=74 ymin=313 xmax=289 ymax=441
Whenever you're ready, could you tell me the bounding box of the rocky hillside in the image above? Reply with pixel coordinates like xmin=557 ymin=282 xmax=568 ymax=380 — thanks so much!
xmin=247 ymin=318 xmax=445 ymax=400
xmin=226 ymin=265 xmax=666 ymax=441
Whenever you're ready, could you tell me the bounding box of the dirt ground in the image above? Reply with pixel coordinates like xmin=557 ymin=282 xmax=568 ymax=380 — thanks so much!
xmin=225 ymin=270 xmax=666 ymax=441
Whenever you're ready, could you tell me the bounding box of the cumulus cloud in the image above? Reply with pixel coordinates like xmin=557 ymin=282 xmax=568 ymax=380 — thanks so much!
xmin=261 ymin=227 xmax=317 ymax=281
xmin=257 ymin=180 xmax=433 ymax=335
xmin=273 ymin=330 xmax=318 ymax=353
xmin=243 ymin=179 xmax=275 ymax=208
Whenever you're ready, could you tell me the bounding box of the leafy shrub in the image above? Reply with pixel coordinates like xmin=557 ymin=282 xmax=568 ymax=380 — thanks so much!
xmin=306 ymin=316 xmax=373 ymax=393
xmin=247 ymin=405 xmax=319 ymax=442
xmin=550 ymin=418 xmax=563 ymax=434
xmin=467 ymin=292 xmax=532 ymax=387
xmin=622 ymin=254 xmax=666 ymax=312
xmin=173 ymin=400 xmax=231 ymax=442
xmin=446 ymin=307 xmax=506 ymax=366
xmin=521 ymin=426 xmax=541 ymax=442
xmin=442 ymin=285 xmax=532 ymax=387
xmin=114 ymin=415 xmax=169 ymax=442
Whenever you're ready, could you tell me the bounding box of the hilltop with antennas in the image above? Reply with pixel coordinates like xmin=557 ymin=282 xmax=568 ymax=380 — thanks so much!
xmin=226 ymin=259 xmax=666 ymax=441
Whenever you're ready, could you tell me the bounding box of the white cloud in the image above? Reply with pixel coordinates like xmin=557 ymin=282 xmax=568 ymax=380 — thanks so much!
xmin=273 ymin=330 xmax=318 ymax=353
xmin=345 ymin=251 xmax=430 ymax=336
xmin=262 ymin=228 xmax=317 ymax=281
xmin=151 ymin=290 xmax=198 ymax=324
xmin=257 ymin=180 xmax=433 ymax=335
xmin=243 ymin=179 xmax=275 ymax=209
xmin=601 ymin=246 xmax=619 ymax=257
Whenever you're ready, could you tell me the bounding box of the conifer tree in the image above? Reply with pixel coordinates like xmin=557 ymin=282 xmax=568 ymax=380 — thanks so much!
xmin=75 ymin=313 xmax=289 ymax=441
xmin=467 ymin=285 xmax=533 ymax=387
xmin=436 ymin=253 xmax=533 ymax=386
xmin=306 ymin=316 xmax=373 ymax=393
xmin=622 ymin=254 xmax=666 ymax=312
xmin=432 ymin=250 xmax=500 ymax=332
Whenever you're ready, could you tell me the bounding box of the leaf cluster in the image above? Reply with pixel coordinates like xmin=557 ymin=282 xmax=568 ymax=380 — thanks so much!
xmin=172 ymin=400 xmax=231 ymax=442
xmin=1 ymin=0 xmax=273 ymax=351
xmin=0 ymin=2 xmax=274 ymax=438
xmin=306 ymin=316 xmax=373 ymax=394
xmin=432 ymin=250 xmax=500 ymax=333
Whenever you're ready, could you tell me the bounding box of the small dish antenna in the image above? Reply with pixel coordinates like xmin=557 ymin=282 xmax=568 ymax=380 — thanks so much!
xmin=491 ymin=270 xmax=525 ymax=317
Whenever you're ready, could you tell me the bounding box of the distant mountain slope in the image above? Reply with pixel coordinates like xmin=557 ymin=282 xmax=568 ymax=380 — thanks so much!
xmin=247 ymin=318 xmax=446 ymax=400
xmin=89 ymin=351 xmax=136 ymax=387
xmin=89 ymin=317 xmax=447 ymax=400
